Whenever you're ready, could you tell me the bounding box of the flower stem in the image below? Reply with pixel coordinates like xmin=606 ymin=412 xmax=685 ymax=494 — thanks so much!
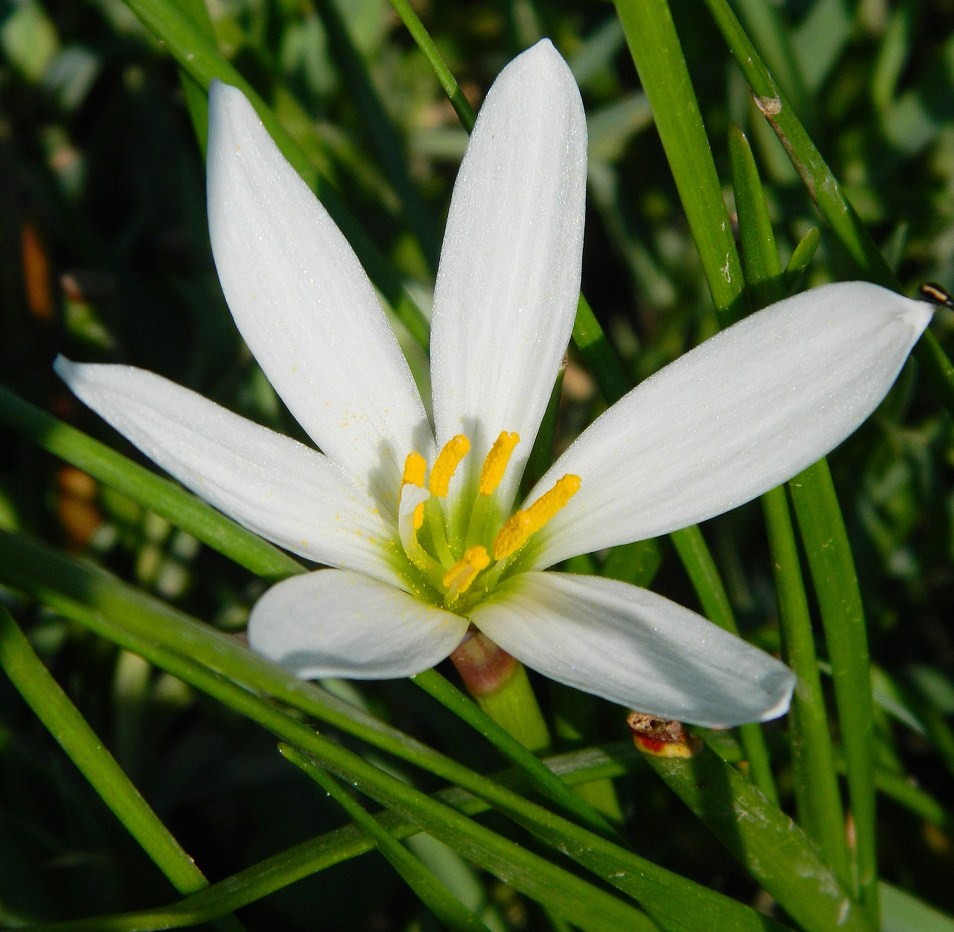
xmin=450 ymin=632 xmax=551 ymax=752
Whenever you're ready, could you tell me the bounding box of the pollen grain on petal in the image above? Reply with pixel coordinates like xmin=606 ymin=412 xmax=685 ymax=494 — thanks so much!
xmin=479 ymin=431 xmax=520 ymax=496
xmin=429 ymin=434 xmax=471 ymax=498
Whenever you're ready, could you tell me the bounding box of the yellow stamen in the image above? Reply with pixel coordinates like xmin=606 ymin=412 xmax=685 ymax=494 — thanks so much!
xmin=402 ymin=451 xmax=427 ymax=488
xmin=493 ymin=474 xmax=581 ymax=560
xmin=412 ymin=502 xmax=425 ymax=530
xmin=429 ymin=435 xmax=470 ymax=498
xmin=479 ymin=431 xmax=520 ymax=496
xmin=442 ymin=546 xmax=491 ymax=598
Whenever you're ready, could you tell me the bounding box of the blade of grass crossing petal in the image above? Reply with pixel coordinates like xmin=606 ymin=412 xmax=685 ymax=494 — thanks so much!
xmin=118 ymin=0 xmax=430 ymax=348
xmin=281 ymin=746 xmax=492 ymax=932
xmin=640 ymin=744 xmax=874 ymax=932
xmin=0 ymin=385 xmax=303 ymax=580
xmin=614 ymin=0 xmax=746 ymax=326
xmin=670 ymin=526 xmax=779 ymax=805
xmin=789 ymin=461 xmax=878 ymax=918
xmin=729 ymin=123 xmax=852 ymax=884
xmin=0 ymin=606 xmax=212 ymax=899
xmin=0 ymin=533 xmax=788 ymax=932
xmin=701 ymin=0 xmax=954 ymax=416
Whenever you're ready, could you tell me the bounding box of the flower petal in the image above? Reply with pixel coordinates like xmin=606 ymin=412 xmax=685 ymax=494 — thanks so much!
xmin=470 ymin=572 xmax=794 ymax=727
xmin=55 ymin=358 xmax=401 ymax=584
xmin=429 ymin=40 xmax=587 ymax=507
xmin=249 ymin=569 xmax=469 ymax=678
xmin=529 ymin=283 xmax=933 ymax=568
xmin=207 ymin=82 xmax=431 ymax=510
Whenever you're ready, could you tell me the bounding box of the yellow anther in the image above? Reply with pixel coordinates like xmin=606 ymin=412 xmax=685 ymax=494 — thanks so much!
xmin=412 ymin=501 xmax=425 ymax=530
xmin=493 ymin=474 xmax=581 ymax=560
xmin=479 ymin=431 xmax=520 ymax=496
xmin=402 ymin=451 xmax=427 ymax=488
xmin=429 ymin=435 xmax=471 ymax=498
xmin=442 ymin=546 xmax=491 ymax=597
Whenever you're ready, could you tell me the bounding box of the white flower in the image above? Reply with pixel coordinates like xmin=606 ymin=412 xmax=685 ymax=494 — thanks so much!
xmin=56 ymin=41 xmax=933 ymax=728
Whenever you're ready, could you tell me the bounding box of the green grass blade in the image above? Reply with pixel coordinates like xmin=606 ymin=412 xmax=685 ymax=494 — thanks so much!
xmin=729 ymin=123 xmax=852 ymax=887
xmin=0 ymin=531 xmax=785 ymax=931
xmin=614 ymin=0 xmax=746 ymax=326
xmin=700 ymin=0 xmax=954 ymax=416
xmin=0 ymin=605 xmax=209 ymax=898
xmin=388 ymin=0 xmax=475 ymax=131
xmin=281 ymin=746 xmax=491 ymax=932
xmin=783 ymin=227 xmax=821 ymax=292
xmin=0 ymin=383 xmax=303 ymax=580
xmin=789 ymin=461 xmax=879 ymax=918
xmin=641 ymin=743 xmax=873 ymax=932
xmin=18 ymin=745 xmax=642 ymax=932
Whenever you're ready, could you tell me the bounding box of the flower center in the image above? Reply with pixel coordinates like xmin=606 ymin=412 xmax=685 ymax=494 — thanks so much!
xmin=397 ymin=431 xmax=580 ymax=610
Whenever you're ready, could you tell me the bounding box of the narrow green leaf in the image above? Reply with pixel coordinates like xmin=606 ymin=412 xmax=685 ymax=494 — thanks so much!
xmin=729 ymin=123 xmax=853 ymax=887
xmin=0 ymin=530 xmax=787 ymax=931
xmin=614 ymin=0 xmax=746 ymax=325
xmin=789 ymin=460 xmax=879 ymax=918
xmin=16 ymin=745 xmax=643 ymax=932
xmin=388 ymin=0 xmax=475 ymax=131
xmin=282 ymin=746 xmax=491 ymax=932
xmin=0 ymin=605 xmax=209 ymax=897
xmin=641 ymin=743 xmax=873 ymax=932
xmin=783 ymin=227 xmax=821 ymax=292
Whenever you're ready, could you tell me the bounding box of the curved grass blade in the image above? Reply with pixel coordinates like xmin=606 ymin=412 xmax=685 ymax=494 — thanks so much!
xmin=0 ymin=605 xmax=212 ymax=900
xmin=281 ymin=746 xmax=491 ymax=932
xmin=0 ymin=530 xmax=789 ymax=931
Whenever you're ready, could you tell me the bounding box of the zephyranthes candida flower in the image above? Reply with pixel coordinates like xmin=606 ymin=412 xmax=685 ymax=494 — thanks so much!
xmin=57 ymin=41 xmax=933 ymax=727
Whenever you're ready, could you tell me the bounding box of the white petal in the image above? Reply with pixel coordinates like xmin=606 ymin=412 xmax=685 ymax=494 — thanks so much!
xmin=429 ymin=40 xmax=587 ymax=507
xmin=470 ymin=572 xmax=794 ymax=727
xmin=529 ymin=283 xmax=933 ymax=567
xmin=55 ymin=359 xmax=401 ymax=584
xmin=249 ymin=569 xmax=469 ymax=678
xmin=207 ymin=82 xmax=431 ymax=511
